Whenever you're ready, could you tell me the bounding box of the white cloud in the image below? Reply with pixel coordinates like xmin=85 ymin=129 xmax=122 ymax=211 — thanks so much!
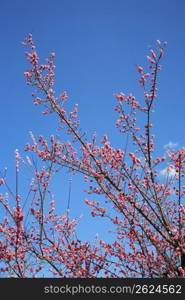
xmin=160 ymin=166 xmax=176 ymax=178
xmin=164 ymin=141 xmax=178 ymax=151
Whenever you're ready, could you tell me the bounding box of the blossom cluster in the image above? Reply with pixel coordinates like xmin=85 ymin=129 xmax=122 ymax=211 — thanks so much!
xmin=0 ymin=36 xmax=184 ymax=277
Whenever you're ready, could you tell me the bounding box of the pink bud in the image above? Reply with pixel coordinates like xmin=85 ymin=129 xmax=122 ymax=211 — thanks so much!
xmin=0 ymin=178 xmax=5 ymax=185
xmin=116 ymin=93 xmax=125 ymax=101
xmin=150 ymin=49 xmax=157 ymax=60
xmin=137 ymin=65 xmax=143 ymax=74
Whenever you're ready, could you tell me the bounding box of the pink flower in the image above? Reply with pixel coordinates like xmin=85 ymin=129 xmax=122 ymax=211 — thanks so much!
xmin=150 ymin=49 xmax=157 ymax=60
xmin=116 ymin=93 xmax=125 ymax=101
xmin=60 ymin=91 xmax=68 ymax=100
xmin=0 ymin=178 xmax=5 ymax=185
xmin=139 ymin=76 xmax=146 ymax=85
xmin=136 ymin=65 xmax=143 ymax=74
xmin=147 ymin=56 xmax=155 ymax=64
xmin=50 ymin=52 xmax=56 ymax=58
xmin=24 ymin=71 xmax=33 ymax=78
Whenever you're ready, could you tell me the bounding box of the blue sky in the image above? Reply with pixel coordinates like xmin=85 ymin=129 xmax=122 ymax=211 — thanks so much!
xmin=0 ymin=0 xmax=185 ymax=242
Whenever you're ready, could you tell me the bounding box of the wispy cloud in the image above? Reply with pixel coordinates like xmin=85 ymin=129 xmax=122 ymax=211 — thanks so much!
xmin=163 ymin=141 xmax=178 ymax=151
xmin=160 ymin=166 xmax=176 ymax=178
xmin=160 ymin=141 xmax=179 ymax=178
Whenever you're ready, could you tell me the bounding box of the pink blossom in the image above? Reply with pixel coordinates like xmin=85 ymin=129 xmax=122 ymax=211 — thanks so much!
xmin=116 ymin=93 xmax=125 ymax=101
xmin=60 ymin=91 xmax=68 ymax=100
xmin=0 ymin=34 xmax=183 ymax=279
xmin=150 ymin=49 xmax=157 ymax=60
xmin=0 ymin=178 xmax=5 ymax=185
xmin=136 ymin=65 xmax=143 ymax=74
xmin=24 ymin=71 xmax=32 ymax=78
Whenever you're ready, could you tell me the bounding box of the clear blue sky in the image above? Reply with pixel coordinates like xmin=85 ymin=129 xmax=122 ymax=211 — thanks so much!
xmin=0 ymin=0 xmax=185 ymax=242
